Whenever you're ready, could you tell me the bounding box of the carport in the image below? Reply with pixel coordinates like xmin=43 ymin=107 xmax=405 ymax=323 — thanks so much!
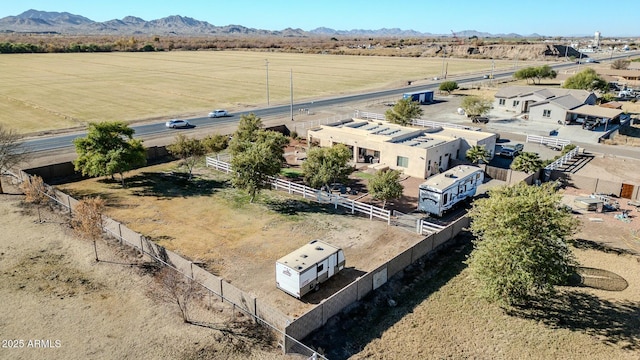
xmin=567 ymin=105 xmax=623 ymax=131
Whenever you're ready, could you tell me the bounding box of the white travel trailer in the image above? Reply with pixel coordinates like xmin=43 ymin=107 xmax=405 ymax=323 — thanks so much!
xmin=276 ymin=240 xmax=345 ymax=299
xmin=418 ymin=165 xmax=484 ymax=217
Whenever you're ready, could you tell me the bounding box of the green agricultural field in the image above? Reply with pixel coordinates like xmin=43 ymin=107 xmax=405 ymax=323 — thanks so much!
xmin=0 ymin=51 xmax=536 ymax=134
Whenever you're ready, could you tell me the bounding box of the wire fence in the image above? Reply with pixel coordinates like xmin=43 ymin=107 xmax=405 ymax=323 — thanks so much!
xmin=9 ymin=169 xmax=327 ymax=360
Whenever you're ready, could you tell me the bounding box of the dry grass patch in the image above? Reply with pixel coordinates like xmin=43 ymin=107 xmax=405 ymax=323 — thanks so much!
xmin=307 ymin=239 xmax=640 ymax=360
xmin=1 ymin=52 xmax=540 ymax=134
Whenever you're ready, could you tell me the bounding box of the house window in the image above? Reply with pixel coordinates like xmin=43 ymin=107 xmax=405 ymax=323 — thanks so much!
xmin=499 ymin=99 xmax=506 ymax=105
xmin=513 ymin=100 xmax=520 ymax=107
xmin=396 ymin=156 xmax=409 ymax=168
xmin=543 ymin=109 xmax=552 ymax=117
xmin=317 ymin=264 xmax=324 ymax=272
xmin=443 ymin=193 xmax=448 ymax=204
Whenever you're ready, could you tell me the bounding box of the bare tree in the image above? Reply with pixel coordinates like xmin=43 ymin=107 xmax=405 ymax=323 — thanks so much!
xmin=156 ymin=267 xmax=198 ymax=323
xmin=72 ymin=197 xmax=106 ymax=241
xmin=20 ymin=175 xmax=50 ymax=205
xmin=0 ymin=125 xmax=30 ymax=194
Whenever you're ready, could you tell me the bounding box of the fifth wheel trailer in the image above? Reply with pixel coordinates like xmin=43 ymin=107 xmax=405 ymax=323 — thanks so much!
xmin=276 ymin=240 xmax=345 ymax=299
xmin=418 ymin=165 xmax=484 ymax=217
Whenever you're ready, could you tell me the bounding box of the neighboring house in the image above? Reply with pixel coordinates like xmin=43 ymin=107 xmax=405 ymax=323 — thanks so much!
xmin=528 ymin=94 xmax=587 ymax=124
xmin=306 ymin=119 xmax=496 ymax=179
xmin=493 ymin=86 xmax=600 ymax=124
xmin=596 ymin=69 xmax=640 ymax=86
xmin=494 ymin=86 xmax=597 ymax=114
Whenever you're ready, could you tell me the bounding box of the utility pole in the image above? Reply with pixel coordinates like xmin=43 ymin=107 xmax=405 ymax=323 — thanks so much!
xmin=490 ymin=60 xmax=495 ymax=80
xmin=441 ymin=47 xmax=446 ymax=79
xmin=265 ymin=59 xmax=270 ymax=106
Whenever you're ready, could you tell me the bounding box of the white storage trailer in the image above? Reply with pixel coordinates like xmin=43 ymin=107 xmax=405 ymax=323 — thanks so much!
xmin=276 ymin=240 xmax=345 ymax=299
xmin=418 ymin=165 xmax=484 ymax=217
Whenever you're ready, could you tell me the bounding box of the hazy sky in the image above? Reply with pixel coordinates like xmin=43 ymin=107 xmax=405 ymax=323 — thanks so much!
xmin=1 ymin=1 xmax=638 ymax=37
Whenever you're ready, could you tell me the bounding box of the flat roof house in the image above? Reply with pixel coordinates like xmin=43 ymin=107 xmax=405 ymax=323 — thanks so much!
xmin=307 ymin=119 xmax=497 ymax=179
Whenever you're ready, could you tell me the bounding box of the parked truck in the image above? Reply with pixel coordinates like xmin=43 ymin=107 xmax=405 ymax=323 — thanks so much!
xmin=418 ymin=165 xmax=484 ymax=217
xmin=276 ymin=240 xmax=345 ymax=299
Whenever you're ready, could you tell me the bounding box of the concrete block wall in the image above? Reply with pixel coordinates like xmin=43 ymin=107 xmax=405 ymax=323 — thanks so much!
xmin=411 ymin=234 xmax=434 ymax=262
xmin=322 ymin=284 xmax=358 ymax=325
xmin=387 ymin=248 xmax=413 ymax=278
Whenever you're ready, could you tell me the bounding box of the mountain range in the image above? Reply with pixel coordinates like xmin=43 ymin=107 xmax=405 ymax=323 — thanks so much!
xmin=0 ymin=9 xmax=542 ymax=38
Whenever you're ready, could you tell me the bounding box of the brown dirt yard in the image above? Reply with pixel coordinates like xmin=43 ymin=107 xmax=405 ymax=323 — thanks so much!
xmin=0 ymin=186 xmax=286 ymax=360
xmin=55 ymin=161 xmax=424 ymax=318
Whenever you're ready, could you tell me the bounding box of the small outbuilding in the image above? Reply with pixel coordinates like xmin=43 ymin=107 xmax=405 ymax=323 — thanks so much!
xmin=403 ymin=90 xmax=434 ymax=104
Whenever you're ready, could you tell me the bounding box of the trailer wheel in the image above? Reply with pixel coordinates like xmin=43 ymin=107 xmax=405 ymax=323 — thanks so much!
xmin=313 ymin=284 xmax=320 ymax=292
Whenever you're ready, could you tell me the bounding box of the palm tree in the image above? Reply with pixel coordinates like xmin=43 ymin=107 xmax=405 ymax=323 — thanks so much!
xmin=466 ymin=145 xmax=489 ymax=164
xmin=510 ymin=152 xmax=543 ymax=174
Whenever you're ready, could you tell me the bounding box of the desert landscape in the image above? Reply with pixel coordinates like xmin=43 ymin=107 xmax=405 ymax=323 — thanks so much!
xmin=2 ymin=30 xmax=640 ymax=359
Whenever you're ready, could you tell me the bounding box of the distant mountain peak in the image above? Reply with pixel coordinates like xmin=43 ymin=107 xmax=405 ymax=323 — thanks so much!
xmin=0 ymin=10 xmax=541 ymax=37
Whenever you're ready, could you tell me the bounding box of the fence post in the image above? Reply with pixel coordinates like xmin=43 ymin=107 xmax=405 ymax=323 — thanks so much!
xmin=254 ymin=298 xmax=258 ymax=323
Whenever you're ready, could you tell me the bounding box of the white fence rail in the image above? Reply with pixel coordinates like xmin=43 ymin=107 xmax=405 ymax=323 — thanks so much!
xmin=206 ymin=157 xmax=391 ymax=224
xmin=354 ymin=111 xmax=386 ymax=121
xmin=544 ymin=146 xmax=580 ymax=171
xmin=353 ymin=111 xmax=481 ymax=131
xmin=412 ymin=118 xmax=480 ymax=131
xmin=419 ymin=219 xmax=447 ymax=235
xmin=526 ymin=134 xmax=571 ymax=148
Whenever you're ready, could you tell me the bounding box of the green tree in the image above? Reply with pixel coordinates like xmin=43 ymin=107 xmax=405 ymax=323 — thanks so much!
xmin=385 ymin=97 xmax=423 ymax=126
xmin=0 ymin=125 xmax=29 ymax=194
xmin=439 ymin=81 xmax=459 ymax=95
xmin=230 ymin=130 xmax=288 ymax=202
xmin=465 ymin=145 xmax=490 ymax=164
xmin=367 ymin=169 xmax=404 ymax=209
xmin=229 ymin=113 xmax=263 ymax=155
xmin=513 ymin=66 xmax=537 ymax=84
xmin=73 ymin=121 xmax=146 ymax=187
xmin=563 ymin=68 xmax=608 ymax=92
xmin=302 ymin=144 xmax=353 ymax=190
xmin=167 ymin=134 xmax=206 ymax=179
xmin=466 ymin=182 xmax=579 ymax=307
xmin=202 ymin=133 xmax=229 ymax=155
xmin=534 ymin=65 xmax=557 ymax=84
xmin=514 ymin=66 xmax=557 ymax=84
xmin=461 ymin=96 xmax=491 ymax=118
xmin=510 ymin=152 xmax=543 ymax=174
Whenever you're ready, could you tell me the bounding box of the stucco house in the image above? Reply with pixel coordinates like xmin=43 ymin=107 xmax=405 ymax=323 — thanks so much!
xmin=306 ymin=119 xmax=497 ymax=179
xmin=490 ymin=85 xmax=624 ymax=126
xmin=493 ymin=86 xmax=597 ymax=115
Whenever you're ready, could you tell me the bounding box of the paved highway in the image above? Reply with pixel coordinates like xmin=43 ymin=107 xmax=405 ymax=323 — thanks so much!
xmin=21 ymin=52 xmax=638 ymax=154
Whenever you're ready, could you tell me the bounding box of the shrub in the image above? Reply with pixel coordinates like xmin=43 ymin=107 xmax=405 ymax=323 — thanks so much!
xmin=20 ymin=175 xmax=49 ymax=204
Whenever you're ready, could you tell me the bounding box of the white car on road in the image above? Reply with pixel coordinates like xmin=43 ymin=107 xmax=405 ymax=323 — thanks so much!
xmin=165 ymin=119 xmax=191 ymax=129
xmin=208 ymin=109 xmax=228 ymax=118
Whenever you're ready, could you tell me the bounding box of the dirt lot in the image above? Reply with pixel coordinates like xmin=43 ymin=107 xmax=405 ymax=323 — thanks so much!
xmin=0 ymin=187 xmax=285 ymax=360
xmin=55 ymin=161 xmax=423 ymax=317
